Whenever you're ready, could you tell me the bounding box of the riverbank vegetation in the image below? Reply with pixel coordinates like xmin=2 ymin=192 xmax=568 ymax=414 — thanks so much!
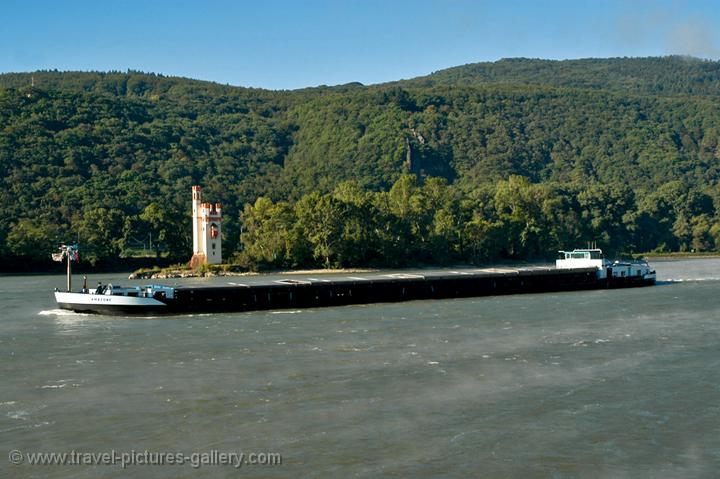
xmin=2 ymin=57 xmax=720 ymax=271
xmin=235 ymin=174 xmax=720 ymax=269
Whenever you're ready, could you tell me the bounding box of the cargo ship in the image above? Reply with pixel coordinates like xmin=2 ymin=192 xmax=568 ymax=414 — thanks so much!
xmin=53 ymin=248 xmax=655 ymax=316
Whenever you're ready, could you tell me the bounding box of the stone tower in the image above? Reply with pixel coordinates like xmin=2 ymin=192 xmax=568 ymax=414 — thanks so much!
xmin=190 ymin=185 xmax=222 ymax=267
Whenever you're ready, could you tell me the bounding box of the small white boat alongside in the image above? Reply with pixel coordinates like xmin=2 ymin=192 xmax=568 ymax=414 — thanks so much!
xmin=51 ymin=243 xmax=175 ymax=314
xmin=54 ymin=284 xmax=175 ymax=314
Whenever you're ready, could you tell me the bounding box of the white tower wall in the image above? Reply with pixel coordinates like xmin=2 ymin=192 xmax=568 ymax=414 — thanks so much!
xmin=200 ymin=202 xmax=222 ymax=264
xmin=192 ymin=186 xmax=202 ymax=255
xmin=190 ymin=186 xmax=222 ymax=266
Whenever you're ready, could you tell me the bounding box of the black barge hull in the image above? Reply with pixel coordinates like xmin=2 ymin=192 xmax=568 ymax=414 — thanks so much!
xmin=58 ymin=267 xmax=655 ymax=315
xmin=153 ymin=267 xmax=650 ymax=315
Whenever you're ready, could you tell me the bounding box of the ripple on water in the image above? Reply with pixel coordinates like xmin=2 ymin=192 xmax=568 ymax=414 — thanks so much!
xmin=38 ymin=309 xmax=90 ymax=317
xmin=7 ymin=410 xmax=28 ymax=420
xmin=661 ymin=277 xmax=720 ymax=283
xmin=2 ymin=408 xmax=54 ymax=434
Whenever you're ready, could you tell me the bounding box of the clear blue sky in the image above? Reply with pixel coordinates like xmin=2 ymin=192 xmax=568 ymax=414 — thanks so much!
xmin=2 ymin=0 xmax=719 ymax=90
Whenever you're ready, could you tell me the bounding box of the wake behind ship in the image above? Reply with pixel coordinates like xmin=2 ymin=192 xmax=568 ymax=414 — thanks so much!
xmin=54 ymin=249 xmax=655 ymax=316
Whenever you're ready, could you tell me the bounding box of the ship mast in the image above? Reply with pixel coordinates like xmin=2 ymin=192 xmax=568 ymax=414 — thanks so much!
xmin=66 ymin=248 xmax=72 ymax=292
xmin=52 ymin=244 xmax=79 ymax=292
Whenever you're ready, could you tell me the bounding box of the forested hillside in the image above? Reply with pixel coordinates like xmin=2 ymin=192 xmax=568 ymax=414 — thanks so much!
xmin=1 ymin=57 xmax=719 ymax=271
xmin=395 ymin=56 xmax=720 ymax=96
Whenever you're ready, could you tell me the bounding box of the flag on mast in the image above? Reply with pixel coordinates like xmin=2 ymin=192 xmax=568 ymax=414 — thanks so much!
xmin=51 ymin=244 xmax=80 ymax=262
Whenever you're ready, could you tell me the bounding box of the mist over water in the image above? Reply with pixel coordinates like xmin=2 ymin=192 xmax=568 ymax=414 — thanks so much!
xmin=2 ymin=259 xmax=720 ymax=477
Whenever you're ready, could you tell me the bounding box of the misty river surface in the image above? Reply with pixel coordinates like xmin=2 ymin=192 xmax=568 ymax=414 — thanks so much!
xmin=2 ymin=259 xmax=720 ymax=478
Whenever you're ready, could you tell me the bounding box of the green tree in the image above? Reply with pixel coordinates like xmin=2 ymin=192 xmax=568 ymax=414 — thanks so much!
xmin=577 ymin=183 xmax=636 ymax=254
xmin=74 ymin=208 xmax=125 ymax=265
xmin=239 ymin=197 xmax=301 ymax=269
xmin=494 ymin=176 xmax=552 ymax=258
xmin=138 ymin=202 xmax=188 ymax=258
xmin=295 ymin=192 xmax=345 ymax=268
xmin=332 ymin=181 xmax=381 ymax=265
xmin=6 ymin=219 xmax=64 ymax=262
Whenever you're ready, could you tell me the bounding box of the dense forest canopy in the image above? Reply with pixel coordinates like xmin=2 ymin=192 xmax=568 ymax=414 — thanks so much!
xmin=393 ymin=56 xmax=720 ymax=97
xmin=1 ymin=56 xmax=719 ymax=270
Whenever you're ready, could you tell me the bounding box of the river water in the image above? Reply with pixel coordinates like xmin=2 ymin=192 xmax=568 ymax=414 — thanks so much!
xmin=1 ymin=259 xmax=719 ymax=478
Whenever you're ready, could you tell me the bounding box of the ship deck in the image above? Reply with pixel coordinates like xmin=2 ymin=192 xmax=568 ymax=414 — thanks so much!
xmin=174 ymin=265 xmax=583 ymax=290
xmin=163 ymin=266 xmax=603 ymax=314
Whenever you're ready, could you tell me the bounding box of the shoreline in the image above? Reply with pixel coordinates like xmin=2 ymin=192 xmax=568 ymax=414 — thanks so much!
xmin=636 ymin=253 xmax=720 ymax=261
xmin=4 ymin=254 xmax=718 ymax=278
